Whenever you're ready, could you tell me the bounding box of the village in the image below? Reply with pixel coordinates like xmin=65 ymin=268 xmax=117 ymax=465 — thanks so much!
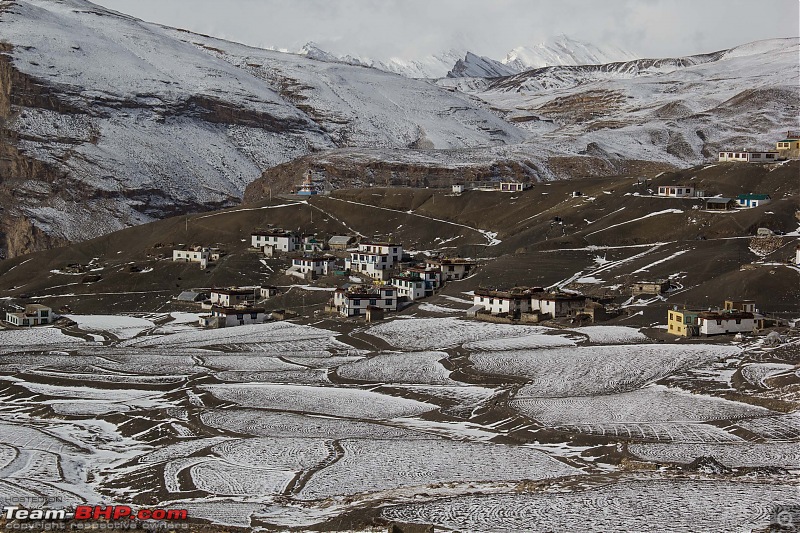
xmin=4 ymin=131 xmax=798 ymax=340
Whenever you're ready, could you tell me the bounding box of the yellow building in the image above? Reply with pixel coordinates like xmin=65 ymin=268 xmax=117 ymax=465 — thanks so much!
xmin=667 ymin=308 xmax=700 ymax=337
xmin=776 ymin=131 xmax=800 ymax=159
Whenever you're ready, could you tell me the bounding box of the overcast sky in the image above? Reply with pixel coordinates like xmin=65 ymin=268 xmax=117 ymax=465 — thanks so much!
xmin=92 ymin=0 xmax=799 ymax=61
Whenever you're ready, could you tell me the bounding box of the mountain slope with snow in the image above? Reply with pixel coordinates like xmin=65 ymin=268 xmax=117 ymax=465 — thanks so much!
xmin=438 ymin=37 xmax=799 ymax=171
xmin=501 ymin=34 xmax=639 ymax=72
xmin=0 ymin=0 xmax=523 ymax=256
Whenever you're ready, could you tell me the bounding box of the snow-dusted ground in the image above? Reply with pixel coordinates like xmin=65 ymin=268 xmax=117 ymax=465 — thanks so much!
xmin=567 ymin=325 xmax=649 ymax=344
xmin=336 ymin=351 xmax=457 ymax=384
xmin=382 ymin=480 xmax=796 ymax=532
xmin=472 ymin=344 xmax=739 ymax=396
xmin=200 ymin=384 xmax=436 ymax=419
xmin=66 ymin=314 xmax=154 ymax=340
xmin=0 ymin=327 xmax=86 ymax=350
xmin=298 ymin=438 xmax=580 ymax=499
xmin=629 ymin=442 xmax=800 ymax=468
xmin=0 ymin=314 xmax=795 ymax=529
xmin=367 ymin=317 xmax=545 ymax=350
xmin=200 ymin=409 xmax=431 ymax=440
xmin=510 ymin=384 xmax=771 ymax=426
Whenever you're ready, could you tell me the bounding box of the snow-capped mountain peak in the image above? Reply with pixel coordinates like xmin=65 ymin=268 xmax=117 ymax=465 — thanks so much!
xmin=502 ymin=34 xmax=639 ymax=71
xmin=447 ymin=52 xmax=517 ymax=79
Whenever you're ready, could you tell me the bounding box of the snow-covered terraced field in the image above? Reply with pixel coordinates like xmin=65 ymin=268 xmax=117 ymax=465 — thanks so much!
xmin=213 ymin=369 xmax=331 ymax=384
xmin=201 ymin=355 xmax=307 ymax=372
xmin=740 ymin=363 xmax=797 ymax=388
xmin=49 ymin=401 xmax=131 ymax=416
xmin=0 ymin=421 xmax=88 ymax=455
xmin=66 ymin=315 xmax=154 ymax=340
xmin=510 ymin=385 xmax=771 ymax=425
xmin=190 ymin=461 xmax=296 ymax=496
xmin=138 ymin=438 xmax=232 ymax=464
xmin=629 ymin=442 xmax=800 ymax=467
xmin=462 ymin=333 xmax=576 ymax=351
xmin=200 ymin=410 xmax=432 ymax=439
xmin=473 ymin=344 xmax=738 ymax=396
xmin=336 ymin=351 xmax=457 ymax=384
xmin=567 ymin=325 xmax=649 ymax=344
xmin=0 ymin=327 xmax=86 ymax=351
xmin=367 ymin=317 xmax=546 ymax=350
xmin=122 ymin=321 xmax=346 ymax=353
xmin=201 ymin=384 xmax=435 ymax=419
xmin=730 ymin=413 xmax=800 ymax=441
xmin=555 ymin=422 xmax=743 ymax=443
xmin=387 ymin=384 xmax=501 ymax=416
xmin=299 ymin=439 xmax=580 ymax=499
xmin=382 ymin=480 xmax=796 ymax=532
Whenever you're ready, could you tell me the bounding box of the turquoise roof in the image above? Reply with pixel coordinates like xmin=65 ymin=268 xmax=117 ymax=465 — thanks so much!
xmin=737 ymin=193 xmax=770 ymax=200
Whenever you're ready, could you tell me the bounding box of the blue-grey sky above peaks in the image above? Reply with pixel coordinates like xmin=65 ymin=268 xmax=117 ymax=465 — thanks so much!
xmin=93 ymin=0 xmax=799 ymax=61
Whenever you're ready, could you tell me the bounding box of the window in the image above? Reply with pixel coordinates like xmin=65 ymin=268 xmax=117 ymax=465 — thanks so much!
xmin=735 ymin=318 xmax=741 ymax=324
xmin=251 ymin=313 xmax=258 ymax=319
xmin=669 ymin=313 xmax=674 ymax=320
xmin=353 ymin=299 xmax=360 ymax=305
xmin=752 ymin=153 xmax=761 ymax=158
xmin=41 ymin=311 xmax=49 ymax=317
xmin=370 ymin=299 xmax=377 ymax=306
xmin=766 ymin=153 xmax=775 ymax=159
xmin=353 ymin=309 xmax=360 ymax=315
xmin=385 ymin=299 xmax=392 ymax=305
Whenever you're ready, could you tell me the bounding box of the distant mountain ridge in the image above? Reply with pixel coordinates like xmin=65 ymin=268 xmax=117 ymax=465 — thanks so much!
xmin=292 ymin=34 xmax=639 ymax=79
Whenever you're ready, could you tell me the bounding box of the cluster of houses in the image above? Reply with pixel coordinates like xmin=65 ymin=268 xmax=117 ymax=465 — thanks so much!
xmin=666 ymin=300 xmax=772 ymax=337
xmin=171 ymin=235 xmax=480 ymax=325
xmin=328 ymin=242 xmax=477 ymax=318
xmin=717 ymin=131 xmax=800 ymax=163
xmin=653 ymin=182 xmax=772 ymax=212
xmin=451 ymin=181 xmax=531 ymax=194
xmin=467 ymin=287 xmax=610 ymax=323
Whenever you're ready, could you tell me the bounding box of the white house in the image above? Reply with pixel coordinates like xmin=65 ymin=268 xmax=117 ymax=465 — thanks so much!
xmin=260 ymin=286 xmax=279 ymax=299
xmin=500 ymin=182 xmax=527 ymax=192
xmin=251 ymin=231 xmax=300 ymax=253
xmin=426 ymin=258 xmax=477 ymax=281
xmin=173 ymin=247 xmax=211 ymax=265
xmin=346 ymin=242 xmax=403 ymax=281
xmin=736 ymin=194 xmax=771 ymax=208
xmin=452 ymin=184 xmax=464 ymax=194
xmin=210 ymin=288 xmax=255 ymax=307
xmin=288 ymin=256 xmax=335 ymax=278
xmin=392 ymin=275 xmax=427 ymax=301
xmin=473 ymin=288 xmax=532 ymax=316
xmin=358 ymin=242 xmax=403 ymax=263
xmin=697 ymin=311 xmax=755 ymax=336
xmin=532 ymin=293 xmax=587 ymax=318
xmin=4 ymin=304 xmax=53 ymax=326
xmin=407 ymin=267 xmax=442 ymax=295
xmin=200 ymin=306 xmax=267 ymax=328
xmin=332 ymin=286 xmax=397 ymax=317
xmin=796 ymin=244 xmax=800 ymax=266
xmin=657 ymin=185 xmax=695 ymax=198
xmin=718 ymin=151 xmax=779 ymax=163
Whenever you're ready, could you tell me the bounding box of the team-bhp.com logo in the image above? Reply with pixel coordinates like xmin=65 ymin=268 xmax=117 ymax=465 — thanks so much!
xmin=3 ymin=505 xmax=188 ymax=521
